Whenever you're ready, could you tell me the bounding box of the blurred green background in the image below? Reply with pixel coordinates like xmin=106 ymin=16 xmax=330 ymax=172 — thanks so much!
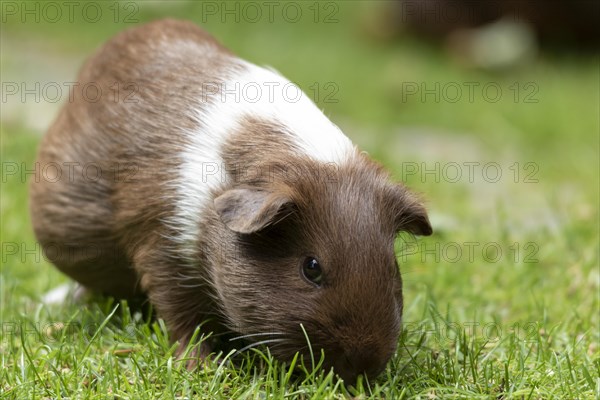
xmin=1 ymin=1 xmax=598 ymax=397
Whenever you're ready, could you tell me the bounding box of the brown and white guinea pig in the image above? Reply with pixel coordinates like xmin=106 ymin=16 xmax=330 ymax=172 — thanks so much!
xmin=29 ymin=19 xmax=432 ymax=382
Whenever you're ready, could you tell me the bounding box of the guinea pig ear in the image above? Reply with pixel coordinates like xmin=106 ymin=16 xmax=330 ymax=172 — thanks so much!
xmin=390 ymin=185 xmax=433 ymax=236
xmin=214 ymin=188 xmax=293 ymax=234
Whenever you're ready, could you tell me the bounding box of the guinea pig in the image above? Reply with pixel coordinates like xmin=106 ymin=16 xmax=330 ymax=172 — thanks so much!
xmin=29 ymin=18 xmax=432 ymax=383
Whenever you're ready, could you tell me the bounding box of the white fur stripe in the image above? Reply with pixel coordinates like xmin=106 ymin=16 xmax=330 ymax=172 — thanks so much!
xmin=170 ymin=59 xmax=354 ymax=257
xmin=230 ymin=61 xmax=354 ymax=163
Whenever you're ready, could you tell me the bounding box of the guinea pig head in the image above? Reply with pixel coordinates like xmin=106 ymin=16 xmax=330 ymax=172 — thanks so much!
xmin=212 ymin=156 xmax=432 ymax=383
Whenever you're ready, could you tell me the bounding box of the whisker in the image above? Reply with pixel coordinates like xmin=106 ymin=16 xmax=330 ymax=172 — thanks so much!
xmin=235 ymin=338 xmax=287 ymax=354
xmin=177 ymin=282 xmax=205 ymax=288
xmin=229 ymin=332 xmax=286 ymax=341
xmin=175 ymin=272 xmax=201 ymax=281
xmin=196 ymin=330 xmax=231 ymax=339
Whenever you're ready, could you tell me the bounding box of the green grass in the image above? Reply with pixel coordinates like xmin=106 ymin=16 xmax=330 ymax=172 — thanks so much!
xmin=1 ymin=1 xmax=599 ymax=398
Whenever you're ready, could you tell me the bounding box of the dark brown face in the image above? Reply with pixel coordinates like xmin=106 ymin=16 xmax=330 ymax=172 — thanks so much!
xmin=213 ymin=156 xmax=432 ymax=383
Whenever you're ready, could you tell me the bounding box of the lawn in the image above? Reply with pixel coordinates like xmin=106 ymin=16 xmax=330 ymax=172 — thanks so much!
xmin=1 ymin=1 xmax=598 ymax=399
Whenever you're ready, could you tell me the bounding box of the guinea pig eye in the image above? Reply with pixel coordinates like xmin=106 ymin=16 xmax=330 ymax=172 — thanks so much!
xmin=301 ymin=257 xmax=323 ymax=286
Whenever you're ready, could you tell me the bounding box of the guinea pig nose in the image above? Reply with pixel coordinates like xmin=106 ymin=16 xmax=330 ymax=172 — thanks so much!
xmin=337 ymin=350 xmax=385 ymax=383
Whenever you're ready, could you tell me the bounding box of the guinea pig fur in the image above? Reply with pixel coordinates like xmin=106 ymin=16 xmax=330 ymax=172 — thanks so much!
xmin=29 ymin=19 xmax=432 ymax=383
